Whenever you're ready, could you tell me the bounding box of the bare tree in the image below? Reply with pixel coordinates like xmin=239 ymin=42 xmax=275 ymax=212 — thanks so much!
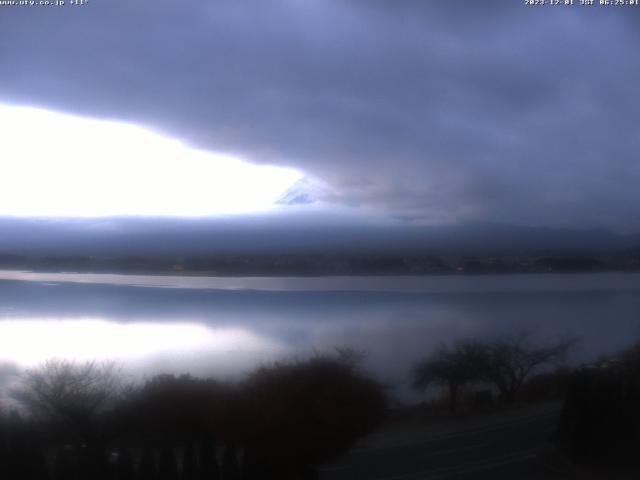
xmin=334 ymin=346 xmax=368 ymax=368
xmin=13 ymin=359 xmax=122 ymax=440
xmin=412 ymin=340 xmax=486 ymax=413
xmin=482 ymin=335 xmax=575 ymax=403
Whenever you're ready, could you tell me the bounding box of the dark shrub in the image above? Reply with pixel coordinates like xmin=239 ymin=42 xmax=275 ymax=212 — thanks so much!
xmin=556 ymin=365 xmax=640 ymax=466
xmin=521 ymin=368 xmax=571 ymax=403
xmin=118 ymin=374 xmax=231 ymax=443
xmin=238 ymin=356 xmax=387 ymax=476
xmin=182 ymin=442 xmax=197 ymax=480
xmin=221 ymin=442 xmax=240 ymax=480
xmin=116 ymin=446 xmax=135 ymax=480
xmin=198 ymin=436 xmax=220 ymax=480
xmin=139 ymin=447 xmax=157 ymax=480
xmin=158 ymin=446 xmax=179 ymax=480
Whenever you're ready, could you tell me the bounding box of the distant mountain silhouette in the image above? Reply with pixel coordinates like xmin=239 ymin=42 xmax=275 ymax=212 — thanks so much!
xmin=0 ymin=217 xmax=637 ymax=257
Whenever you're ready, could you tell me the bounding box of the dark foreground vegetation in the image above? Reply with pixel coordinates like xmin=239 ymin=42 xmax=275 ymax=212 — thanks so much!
xmin=3 ymin=336 xmax=640 ymax=479
xmin=0 ymin=353 xmax=386 ymax=480
xmin=410 ymin=335 xmax=640 ymax=473
xmin=555 ymin=342 xmax=640 ymax=469
xmin=412 ymin=335 xmax=575 ymax=414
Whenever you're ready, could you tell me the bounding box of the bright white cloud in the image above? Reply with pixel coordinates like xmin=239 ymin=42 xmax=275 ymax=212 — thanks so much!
xmin=0 ymin=104 xmax=303 ymax=216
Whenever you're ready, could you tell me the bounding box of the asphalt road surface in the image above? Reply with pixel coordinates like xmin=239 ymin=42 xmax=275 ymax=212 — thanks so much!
xmin=319 ymin=403 xmax=561 ymax=480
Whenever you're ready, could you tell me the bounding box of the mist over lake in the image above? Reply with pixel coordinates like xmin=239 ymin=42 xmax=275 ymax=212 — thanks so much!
xmin=1 ymin=271 xmax=639 ymax=401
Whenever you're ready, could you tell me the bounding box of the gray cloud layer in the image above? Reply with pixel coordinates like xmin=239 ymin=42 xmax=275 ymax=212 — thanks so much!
xmin=1 ymin=1 xmax=639 ymax=230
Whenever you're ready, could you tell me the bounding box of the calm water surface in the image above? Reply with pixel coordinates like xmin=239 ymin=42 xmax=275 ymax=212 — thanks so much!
xmin=1 ymin=270 xmax=639 ymax=400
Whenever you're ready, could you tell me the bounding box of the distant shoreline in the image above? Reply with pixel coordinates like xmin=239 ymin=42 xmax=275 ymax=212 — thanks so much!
xmin=1 ymin=250 xmax=639 ymax=278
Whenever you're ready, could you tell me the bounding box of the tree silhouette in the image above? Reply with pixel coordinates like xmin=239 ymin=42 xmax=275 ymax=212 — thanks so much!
xmin=482 ymin=335 xmax=575 ymax=403
xmin=1 ymin=354 xmax=386 ymax=479
xmin=14 ymin=359 xmax=121 ymax=442
xmin=412 ymin=340 xmax=486 ymax=413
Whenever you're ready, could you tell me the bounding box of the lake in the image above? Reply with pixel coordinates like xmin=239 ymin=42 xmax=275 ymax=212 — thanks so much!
xmin=1 ymin=270 xmax=640 ymax=401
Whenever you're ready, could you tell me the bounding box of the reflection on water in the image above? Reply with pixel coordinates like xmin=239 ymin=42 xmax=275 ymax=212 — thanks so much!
xmin=0 ymin=319 xmax=283 ymax=371
xmin=1 ymin=271 xmax=640 ymax=400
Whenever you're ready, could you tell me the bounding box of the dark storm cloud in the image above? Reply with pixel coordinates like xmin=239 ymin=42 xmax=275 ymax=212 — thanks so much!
xmin=1 ymin=1 xmax=639 ymax=230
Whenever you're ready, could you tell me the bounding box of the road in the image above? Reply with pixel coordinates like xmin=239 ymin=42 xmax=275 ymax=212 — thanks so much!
xmin=319 ymin=403 xmax=561 ymax=480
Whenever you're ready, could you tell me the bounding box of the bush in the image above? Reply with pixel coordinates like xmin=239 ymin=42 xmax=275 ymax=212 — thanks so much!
xmin=238 ymin=355 xmax=387 ymax=476
xmin=556 ymin=358 xmax=640 ymax=466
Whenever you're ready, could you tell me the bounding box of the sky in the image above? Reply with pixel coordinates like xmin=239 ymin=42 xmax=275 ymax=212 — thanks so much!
xmin=1 ymin=1 xmax=640 ymax=232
